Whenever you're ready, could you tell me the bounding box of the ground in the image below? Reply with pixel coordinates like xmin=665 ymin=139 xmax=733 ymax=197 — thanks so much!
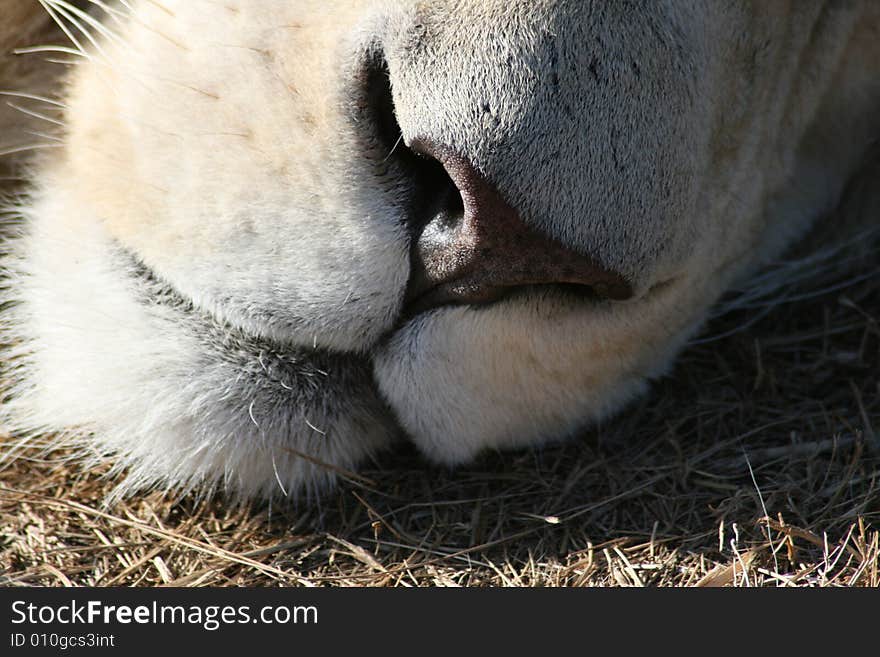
xmin=1 ymin=226 xmax=877 ymax=587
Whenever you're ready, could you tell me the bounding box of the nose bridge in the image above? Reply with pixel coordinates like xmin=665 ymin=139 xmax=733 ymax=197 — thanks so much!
xmin=384 ymin=6 xmax=623 ymax=278
xmin=385 ymin=5 xmax=547 ymax=173
xmin=380 ymin=2 xmax=708 ymax=293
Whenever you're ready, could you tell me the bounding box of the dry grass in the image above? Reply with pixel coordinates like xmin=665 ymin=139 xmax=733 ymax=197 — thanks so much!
xmin=1 ymin=230 xmax=878 ymax=587
xmin=0 ymin=0 xmax=878 ymax=590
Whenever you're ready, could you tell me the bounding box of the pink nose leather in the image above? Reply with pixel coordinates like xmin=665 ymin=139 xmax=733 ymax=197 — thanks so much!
xmin=405 ymin=140 xmax=633 ymax=314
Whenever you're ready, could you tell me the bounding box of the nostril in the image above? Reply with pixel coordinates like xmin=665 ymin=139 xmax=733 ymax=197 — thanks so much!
xmin=413 ymin=163 xmax=464 ymax=234
xmin=356 ymin=51 xmax=464 ymax=238
xmin=354 ymin=55 xmax=632 ymax=314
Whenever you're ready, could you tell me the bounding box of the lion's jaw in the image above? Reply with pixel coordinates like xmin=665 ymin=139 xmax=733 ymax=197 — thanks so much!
xmin=3 ymin=0 xmax=879 ymax=498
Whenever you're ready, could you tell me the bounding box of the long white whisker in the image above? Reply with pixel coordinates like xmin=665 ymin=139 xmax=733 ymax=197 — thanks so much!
xmin=42 ymin=57 xmax=84 ymax=66
xmin=23 ymin=130 xmax=65 ymax=143
xmin=81 ymin=0 xmax=134 ymax=28
xmin=37 ymin=0 xmax=90 ymax=59
xmin=0 ymin=143 xmax=63 ymax=158
xmin=12 ymin=45 xmax=87 ymax=58
xmin=5 ymin=102 xmax=66 ymax=127
xmin=271 ymin=454 xmax=289 ymax=498
xmin=48 ymin=0 xmax=125 ymax=46
xmin=0 ymin=91 xmax=68 ymax=108
xmin=44 ymin=1 xmax=109 ymax=57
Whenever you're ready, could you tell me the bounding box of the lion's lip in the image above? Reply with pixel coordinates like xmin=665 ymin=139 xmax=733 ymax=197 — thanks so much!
xmin=399 ymin=280 xmax=609 ymax=324
xmin=396 ymin=273 xmax=679 ymax=329
xmin=403 ymin=279 xmax=596 ymax=318
xmin=402 ymin=279 xmax=513 ymax=318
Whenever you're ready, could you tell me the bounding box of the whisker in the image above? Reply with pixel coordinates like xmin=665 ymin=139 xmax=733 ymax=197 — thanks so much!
xmin=85 ymin=0 xmax=131 ymax=14
xmin=22 ymin=130 xmax=65 ymax=143
xmin=81 ymin=0 xmax=132 ymax=28
xmin=383 ymin=134 xmax=405 ymax=163
xmin=37 ymin=0 xmax=91 ymax=60
xmin=0 ymin=143 xmax=63 ymax=158
xmin=271 ymin=454 xmax=289 ymax=498
xmin=43 ymin=57 xmax=84 ymax=67
xmin=47 ymin=0 xmax=126 ymax=47
xmin=12 ymin=45 xmax=88 ymax=59
xmin=0 ymin=91 xmax=68 ymax=108
xmin=44 ymin=1 xmax=109 ymax=57
xmin=6 ymin=102 xmax=66 ymax=127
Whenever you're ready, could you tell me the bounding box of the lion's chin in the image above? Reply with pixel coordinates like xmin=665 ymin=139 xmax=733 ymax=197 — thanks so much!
xmin=373 ymin=288 xmax=690 ymax=464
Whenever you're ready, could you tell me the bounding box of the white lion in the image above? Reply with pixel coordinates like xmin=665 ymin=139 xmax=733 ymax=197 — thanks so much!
xmin=1 ymin=0 xmax=878 ymax=499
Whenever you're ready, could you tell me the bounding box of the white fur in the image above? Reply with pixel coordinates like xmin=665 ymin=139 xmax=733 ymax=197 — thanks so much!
xmin=1 ymin=0 xmax=878 ymax=499
xmin=2 ymin=174 xmax=397 ymax=500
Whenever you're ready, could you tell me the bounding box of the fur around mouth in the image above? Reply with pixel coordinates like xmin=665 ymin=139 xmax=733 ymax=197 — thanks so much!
xmin=119 ymin=246 xmax=352 ymax=361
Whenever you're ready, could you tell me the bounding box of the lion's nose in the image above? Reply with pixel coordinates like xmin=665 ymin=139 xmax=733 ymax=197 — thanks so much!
xmin=404 ymin=139 xmax=633 ymax=315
